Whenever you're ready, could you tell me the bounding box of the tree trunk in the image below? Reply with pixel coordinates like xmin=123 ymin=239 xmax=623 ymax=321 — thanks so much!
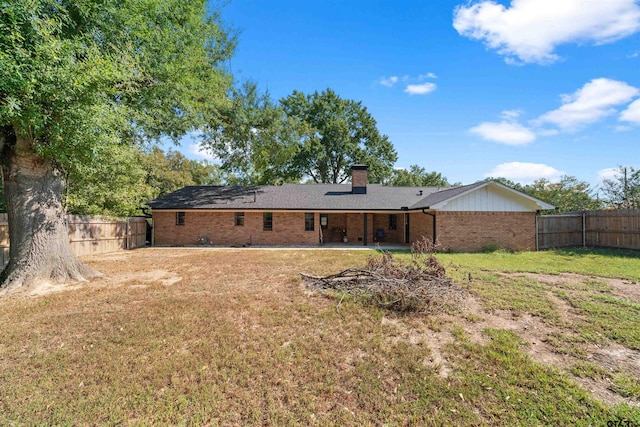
xmin=0 ymin=128 xmax=100 ymax=294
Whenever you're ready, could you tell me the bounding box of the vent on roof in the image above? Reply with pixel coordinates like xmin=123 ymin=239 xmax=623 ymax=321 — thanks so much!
xmin=417 ymin=190 xmax=423 ymax=196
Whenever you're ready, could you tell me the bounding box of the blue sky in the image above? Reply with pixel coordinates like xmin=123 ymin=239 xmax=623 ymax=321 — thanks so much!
xmin=184 ymin=0 xmax=640 ymax=190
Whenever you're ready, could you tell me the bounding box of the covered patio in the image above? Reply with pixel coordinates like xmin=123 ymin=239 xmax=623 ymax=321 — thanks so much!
xmin=319 ymin=212 xmax=433 ymax=246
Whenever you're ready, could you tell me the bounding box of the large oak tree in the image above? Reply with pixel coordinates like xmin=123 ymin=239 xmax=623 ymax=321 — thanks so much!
xmin=0 ymin=0 xmax=234 ymax=293
xmin=281 ymin=88 xmax=397 ymax=184
xmin=202 ymin=81 xmax=300 ymax=185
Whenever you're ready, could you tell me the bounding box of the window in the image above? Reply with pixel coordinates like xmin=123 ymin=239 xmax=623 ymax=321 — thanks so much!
xmin=388 ymin=214 xmax=397 ymax=230
xmin=176 ymin=212 xmax=185 ymax=226
xmin=304 ymin=213 xmax=314 ymax=231
xmin=263 ymin=212 xmax=273 ymax=231
xmin=234 ymin=212 xmax=244 ymax=226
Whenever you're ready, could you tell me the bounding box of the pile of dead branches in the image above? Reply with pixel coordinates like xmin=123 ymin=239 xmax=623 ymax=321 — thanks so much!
xmin=302 ymin=238 xmax=465 ymax=313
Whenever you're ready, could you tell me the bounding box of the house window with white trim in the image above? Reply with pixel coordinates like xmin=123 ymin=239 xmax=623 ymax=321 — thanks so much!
xmin=235 ymin=212 xmax=244 ymax=226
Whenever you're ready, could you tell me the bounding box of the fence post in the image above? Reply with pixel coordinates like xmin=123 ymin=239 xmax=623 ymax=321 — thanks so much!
xmin=126 ymin=218 xmax=130 ymax=250
xmin=582 ymin=212 xmax=586 ymax=248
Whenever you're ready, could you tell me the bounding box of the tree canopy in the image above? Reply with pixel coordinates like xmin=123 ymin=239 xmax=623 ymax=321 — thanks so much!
xmin=388 ymin=165 xmax=450 ymax=187
xmin=1 ymin=0 xmax=234 ymax=172
xmin=200 ymin=86 xmax=398 ymax=185
xmin=280 ymin=88 xmax=397 ymax=184
xmin=202 ymin=81 xmax=299 ymax=185
xmin=524 ymin=176 xmax=602 ymax=213
xmin=482 ymin=176 xmax=602 ymax=213
xmin=601 ymin=166 xmax=640 ymax=209
xmin=0 ymin=0 xmax=235 ymax=291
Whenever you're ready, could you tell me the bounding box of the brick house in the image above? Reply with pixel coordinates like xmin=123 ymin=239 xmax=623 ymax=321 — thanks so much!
xmin=148 ymin=165 xmax=554 ymax=251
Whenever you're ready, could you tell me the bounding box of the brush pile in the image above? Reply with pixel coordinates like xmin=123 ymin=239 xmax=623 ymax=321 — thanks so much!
xmin=302 ymin=238 xmax=465 ymax=313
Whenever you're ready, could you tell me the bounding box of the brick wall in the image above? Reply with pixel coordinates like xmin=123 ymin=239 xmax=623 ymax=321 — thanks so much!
xmin=373 ymin=213 xmax=403 ymax=243
xmin=345 ymin=213 xmax=373 ymax=244
xmin=153 ymin=210 xmax=536 ymax=251
xmin=436 ymin=211 xmax=535 ymax=251
xmin=409 ymin=212 xmax=434 ymax=245
xmin=153 ymin=211 xmax=319 ymax=246
xmin=324 ymin=213 xmax=346 ymax=243
xmin=352 ymin=169 xmax=368 ymax=188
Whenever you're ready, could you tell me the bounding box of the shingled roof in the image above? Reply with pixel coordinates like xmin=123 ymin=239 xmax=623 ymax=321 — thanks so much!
xmin=147 ymin=183 xmax=445 ymax=211
xmin=148 ymin=180 xmax=555 ymax=212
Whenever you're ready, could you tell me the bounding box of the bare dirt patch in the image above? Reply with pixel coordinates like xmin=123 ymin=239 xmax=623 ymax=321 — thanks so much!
xmin=384 ymin=293 xmax=565 ymax=378
xmin=511 ymin=272 xmax=640 ymax=302
xmin=97 ymin=269 xmax=183 ymax=288
xmin=383 ymin=270 xmax=640 ymax=408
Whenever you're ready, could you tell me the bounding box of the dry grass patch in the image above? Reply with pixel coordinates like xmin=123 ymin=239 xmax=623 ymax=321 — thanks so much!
xmin=0 ymin=248 xmax=638 ymax=425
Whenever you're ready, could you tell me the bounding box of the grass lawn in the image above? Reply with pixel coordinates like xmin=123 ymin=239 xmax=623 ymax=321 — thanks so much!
xmin=0 ymin=247 xmax=638 ymax=425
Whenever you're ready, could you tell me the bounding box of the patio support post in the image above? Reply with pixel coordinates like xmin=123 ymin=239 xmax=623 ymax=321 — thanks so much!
xmin=363 ymin=213 xmax=368 ymax=246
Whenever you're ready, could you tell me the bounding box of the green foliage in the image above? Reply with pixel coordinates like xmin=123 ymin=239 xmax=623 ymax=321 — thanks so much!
xmin=202 ymin=81 xmax=299 ymax=185
xmin=0 ymin=0 xmax=234 ymax=179
xmin=388 ymin=164 xmax=449 ymax=187
xmin=138 ymin=147 xmax=222 ymax=199
xmin=66 ymin=144 xmax=152 ymax=217
xmin=526 ymin=176 xmax=603 ymax=213
xmin=203 ymin=86 xmax=398 ymax=185
xmin=482 ymin=176 xmax=602 ymax=213
xmin=601 ymin=166 xmax=640 ymax=208
xmin=66 ymin=147 xmax=224 ymax=217
xmin=482 ymin=177 xmax=526 ymax=192
xmin=280 ymin=88 xmax=398 ymax=184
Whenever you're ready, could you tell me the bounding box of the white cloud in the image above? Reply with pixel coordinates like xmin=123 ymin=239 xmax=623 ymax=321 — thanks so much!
xmin=453 ymin=0 xmax=640 ymax=64
xmin=404 ymin=82 xmax=437 ymax=95
xmin=500 ymin=109 xmax=523 ymax=121
xmin=418 ymin=72 xmax=438 ymax=80
xmin=470 ymin=121 xmax=536 ymax=145
xmin=620 ymin=98 xmax=640 ymax=123
xmin=188 ymin=142 xmax=216 ymax=161
xmin=597 ymin=167 xmax=622 ymax=181
xmin=535 ymin=78 xmax=639 ymax=130
xmin=486 ymin=162 xmax=565 ymax=183
xmin=379 ymin=76 xmax=399 ymax=87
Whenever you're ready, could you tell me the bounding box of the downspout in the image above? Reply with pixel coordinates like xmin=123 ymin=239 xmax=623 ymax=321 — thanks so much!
xmin=421 ymin=208 xmax=436 ymax=243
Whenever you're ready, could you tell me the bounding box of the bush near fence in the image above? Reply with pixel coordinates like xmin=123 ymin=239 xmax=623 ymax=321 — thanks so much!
xmin=537 ymin=209 xmax=640 ymax=250
xmin=0 ymin=215 xmax=148 ymax=267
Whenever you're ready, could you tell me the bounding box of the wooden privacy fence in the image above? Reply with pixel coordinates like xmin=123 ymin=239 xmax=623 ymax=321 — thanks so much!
xmin=0 ymin=214 xmax=148 ymax=266
xmin=537 ymin=209 xmax=640 ymax=250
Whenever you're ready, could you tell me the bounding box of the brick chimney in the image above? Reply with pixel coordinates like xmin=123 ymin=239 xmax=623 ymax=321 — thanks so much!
xmin=351 ymin=164 xmax=368 ymax=194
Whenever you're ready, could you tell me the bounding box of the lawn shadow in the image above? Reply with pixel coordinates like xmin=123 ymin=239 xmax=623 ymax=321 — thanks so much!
xmin=549 ymin=247 xmax=640 ymax=260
